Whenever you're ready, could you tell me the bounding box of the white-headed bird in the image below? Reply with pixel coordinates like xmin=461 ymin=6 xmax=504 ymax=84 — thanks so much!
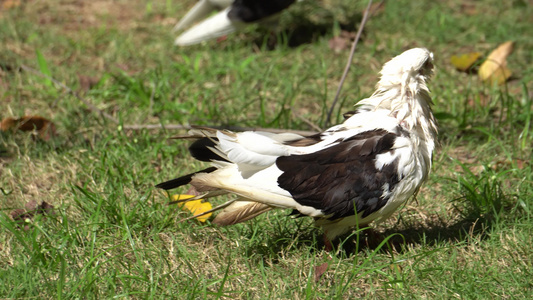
xmin=157 ymin=48 xmax=438 ymax=246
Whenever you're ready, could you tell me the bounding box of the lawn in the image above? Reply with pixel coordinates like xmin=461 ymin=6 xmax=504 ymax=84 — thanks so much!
xmin=1 ymin=0 xmax=532 ymax=298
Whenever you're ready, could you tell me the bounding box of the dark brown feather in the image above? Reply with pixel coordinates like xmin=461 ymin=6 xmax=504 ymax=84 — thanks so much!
xmin=276 ymin=129 xmax=401 ymax=219
xmin=283 ymin=133 xmax=324 ymax=147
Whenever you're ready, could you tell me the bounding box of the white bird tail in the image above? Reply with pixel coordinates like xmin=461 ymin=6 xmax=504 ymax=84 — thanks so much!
xmin=173 ymin=0 xmax=233 ymax=32
xmin=175 ymin=7 xmax=243 ymax=46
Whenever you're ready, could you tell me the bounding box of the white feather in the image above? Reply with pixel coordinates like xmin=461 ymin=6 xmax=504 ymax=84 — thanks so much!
xmin=174 ymin=0 xmax=233 ymax=32
xmin=174 ymin=0 xmax=304 ymax=46
xmin=175 ymin=7 xmax=242 ymax=46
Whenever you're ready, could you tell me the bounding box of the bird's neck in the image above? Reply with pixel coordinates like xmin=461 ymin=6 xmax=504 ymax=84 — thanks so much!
xmin=389 ymin=81 xmax=438 ymax=173
xmin=371 ymin=78 xmax=437 ymax=140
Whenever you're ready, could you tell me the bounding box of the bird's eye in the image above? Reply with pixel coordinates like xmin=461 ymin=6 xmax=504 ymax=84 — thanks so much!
xmin=420 ymin=60 xmax=434 ymax=75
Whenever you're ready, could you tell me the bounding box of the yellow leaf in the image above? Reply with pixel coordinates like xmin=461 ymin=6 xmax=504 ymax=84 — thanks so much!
xmin=479 ymin=41 xmax=514 ymax=85
xmin=450 ymin=52 xmax=482 ymax=72
xmin=172 ymin=194 xmax=212 ymax=222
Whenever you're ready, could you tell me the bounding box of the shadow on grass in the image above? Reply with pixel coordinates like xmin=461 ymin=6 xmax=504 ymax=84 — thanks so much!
xmin=249 ymin=13 xmax=363 ymax=49
xmin=367 ymin=215 xmax=497 ymax=254
xmin=244 ymin=168 xmax=515 ymax=258
xmin=238 ymin=211 xmax=501 ymax=261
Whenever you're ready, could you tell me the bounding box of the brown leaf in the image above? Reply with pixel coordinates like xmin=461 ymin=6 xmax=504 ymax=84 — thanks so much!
xmin=490 ymin=158 xmax=529 ymax=171
xmin=10 ymin=208 xmax=33 ymax=231
xmin=467 ymin=92 xmax=490 ymax=108
xmin=328 ymin=31 xmax=355 ymax=53
xmin=328 ymin=36 xmax=348 ymax=53
xmin=0 ymin=63 xmax=18 ymax=72
xmin=24 ymin=200 xmax=55 ymax=216
xmin=479 ymin=41 xmax=514 ymax=85
xmin=40 ymin=201 xmax=55 ymax=215
xmin=10 ymin=201 xmax=55 ymax=230
xmin=24 ymin=200 xmax=39 ymax=212
xmin=314 ymin=262 xmax=329 ymax=282
xmin=461 ymin=3 xmax=478 ymax=16
xmin=2 ymin=0 xmax=21 ymax=10
xmin=515 ymin=159 xmax=527 ymax=170
xmin=10 ymin=209 xmax=27 ymax=221
xmin=78 ymin=74 xmax=100 ymax=92
xmin=38 ymin=201 xmax=56 ymax=217
xmin=0 ymin=115 xmax=57 ymax=140
xmin=216 ymin=35 xmax=228 ymax=43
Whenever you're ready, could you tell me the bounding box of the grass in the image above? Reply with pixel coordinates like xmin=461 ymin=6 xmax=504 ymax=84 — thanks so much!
xmin=1 ymin=0 xmax=532 ymax=298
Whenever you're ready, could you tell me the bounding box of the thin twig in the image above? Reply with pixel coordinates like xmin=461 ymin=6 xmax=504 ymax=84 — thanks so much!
xmin=149 ymin=82 xmax=156 ymax=116
xmin=21 ymin=64 xmax=318 ymax=136
xmin=123 ymin=123 xmax=316 ymax=136
xmin=324 ymin=0 xmax=374 ymax=128
xmin=292 ymin=111 xmax=323 ymax=132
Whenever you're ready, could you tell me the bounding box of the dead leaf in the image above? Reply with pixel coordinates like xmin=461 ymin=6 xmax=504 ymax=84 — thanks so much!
xmin=515 ymin=159 xmax=527 ymax=170
xmin=172 ymin=194 xmax=213 ymax=222
xmin=216 ymin=35 xmax=228 ymax=43
xmin=314 ymin=262 xmax=329 ymax=282
xmin=490 ymin=158 xmax=529 ymax=171
xmin=10 ymin=209 xmax=32 ymax=231
xmin=2 ymin=0 xmax=21 ymax=10
xmin=467 ymin=92 xmax=490 ymax=108
xmin=0 ymin=115 xmax=57 ymax=140
xmin=328 ymin=31 xmax=356 ymax=53
xmin=0 ymin=63 xmax=18 ymax=72
xmin=450 ymin=52 xmax=482 ymax=72
xmin=10 ymin=209 xmax=27 ymax=220
xmin=328 ymin=36 xmax=348 ymax=53
xmin=479 ymin=41 xmax=514 ymax=85
xmin=10 ymin=201 xmax=55 ymax=231
xmin=78 ymin=74 xmax=100 ymax=92
xmin=461 ymin=3 xmax=477 ymax=16
xmin=24 ymin=200 xmax=38 ymax=212
xmin=39 ymin=201 xmax=55 ymax=215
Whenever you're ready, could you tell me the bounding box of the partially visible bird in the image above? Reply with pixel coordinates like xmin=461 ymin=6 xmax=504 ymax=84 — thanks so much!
xmin=174 ymin=0 xmax=299 ymax=46
xmin=157 ymin=48 xmax=438 ymax=246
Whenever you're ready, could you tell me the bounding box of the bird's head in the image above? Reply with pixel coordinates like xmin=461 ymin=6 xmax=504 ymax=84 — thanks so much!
xmin=377 ymin=48 xmax=434 ymax=90
xmin=361 ymin=48 xmax=437 ymax=140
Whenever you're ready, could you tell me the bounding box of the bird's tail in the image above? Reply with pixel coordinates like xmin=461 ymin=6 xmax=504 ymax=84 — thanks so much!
xmin=175 ymin=7 xmax=242 ymax=46
xmin=173 ymin=0 xmax=219 ymax=32
xmin=212 ymin=199 xmax=273 ymax=225
xmin=168 ymin=196 xmax=272 ymax=225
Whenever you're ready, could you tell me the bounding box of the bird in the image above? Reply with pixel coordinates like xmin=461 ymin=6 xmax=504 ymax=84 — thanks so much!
xmin=157 ymin=48 xmax=438 ymax=247
xmin=174 ymin=0 xmax=299 ymax=46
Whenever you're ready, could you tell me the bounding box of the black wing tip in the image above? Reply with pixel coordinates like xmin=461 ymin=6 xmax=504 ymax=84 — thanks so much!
xmin=155 ymin=167 xmax=217 ymax=190
xmin=155 ymin=179 xmax=183 ymax=190
xmin=189 ymin=138 xmax=229 ymax=162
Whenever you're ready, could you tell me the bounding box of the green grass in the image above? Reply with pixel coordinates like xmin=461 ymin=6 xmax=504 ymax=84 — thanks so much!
xmin=1 ymin=0 xmax=532 ymax=298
